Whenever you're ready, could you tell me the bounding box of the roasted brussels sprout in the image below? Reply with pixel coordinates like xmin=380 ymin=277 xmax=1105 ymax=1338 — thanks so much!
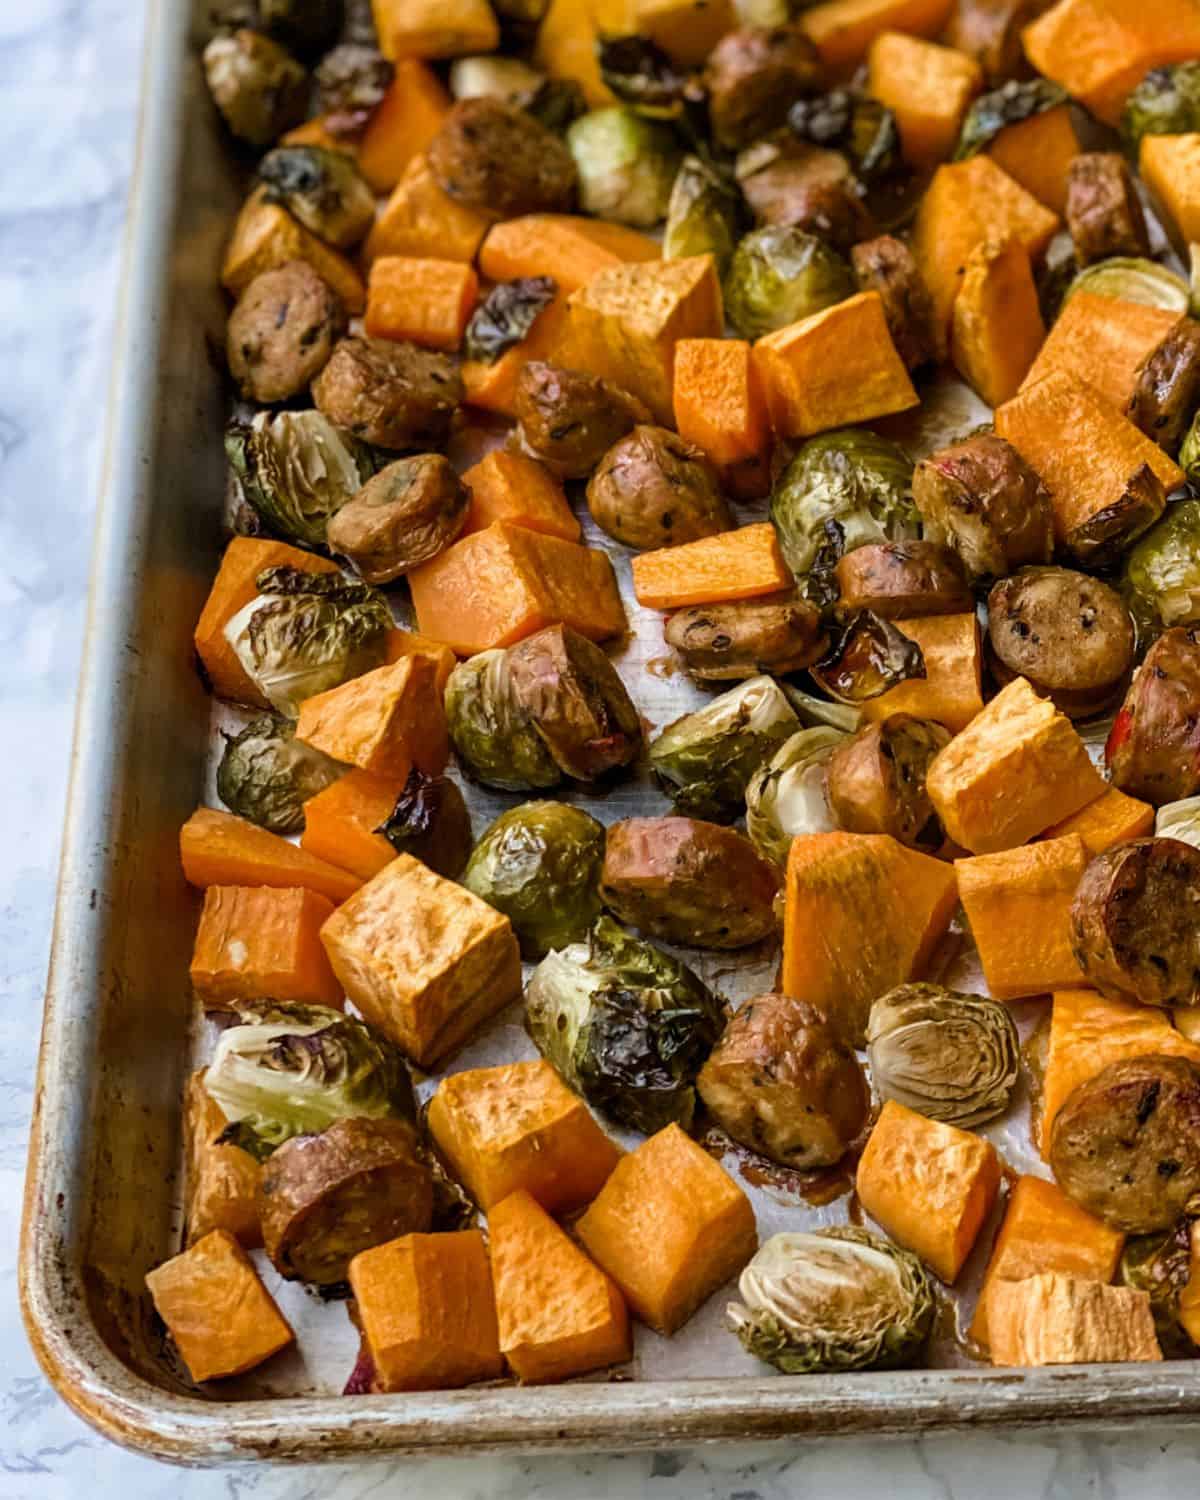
xmin=1122 ymin=62 xmax=1200 ymax=155
xmin=780 ymin=683 xmax=863 ymax=732
xmin=566 ymin=108 xmax=683 ymax=227
xmin=428 ymin=98 xmax=577 ymax=218
xmin=728 ymin=1227 xmax=936 ymax=1374
xmin=649 ymin=675 xmax=800 ymax=823
xmin=314 ymin=42 xmax=392 ymax=131
xmin=954 ymin=79 xmax=1067 ymax=160
xmin=326 ymin=454 xmax=469 ymax=584
xmin=463 ymin=276 xmax=558 ymax=366
xmin=205 ymin=1002 xmax=416 ymax=1160
xmin=596 ymin=35 xmax=691 ymax=117
xmin=664 ymin=596 xmax=827 ymax=682
xmin=745 ymin=726 xmax=847 ymax=865
xmin=811 ymin=612 xmax=926 ymax=705
xmin=226 ymin=410 xmax=374 ymax=547
xmin=202 ymin=29 xmax=307 ymax=147
xmin=698 ymin=993 xmax=870 ymax=1168
xmin=256 ymin=148 xmax=375 ymax=252
xmin=448 ymin=54 xmax=544 ymax=102
xmin=834 ymin=541 xmax=971 ymax=620
xmin=725 ymin=225 xmax=855 ymax=340
xmin=1063 ymin=257 xmax=1191 ymax=314
xmin=1119 ymin=1218 xmax=1200 ymax=1356
xmin=226 ymin=262 xmax=346 ymax=405
xmin=737 ymin=137 xmax=868 ymax=247
xmin=825 ymin=716 xmax=950 ymax=849
xmin=704 ymin=23 xmax=822 ymax=149
xmin=525 ymin=915 xmax=726 ymax=1133
xmin=601 ymin=816 xmax=780 ymax=949
xmin=515 ymin=76 xmax=589 ymax=134
xmin=586 ymin=425 xmax=731 ymax=550
xmin=259 ymin=1116 xmax=432 ymax=1285
xmin=662 ymin=156 xmax=743 ymax=279
xmin=1156 ymin=796 xmax=1200 ymax=850
xmin=444 ymin=649 xmax=562 ymax=792
xmin=463 ymin=802 xmax=606 ymax=958
xmin=866 ymin=983 xmax=1021 ymax=1129
xmin=1121 ymin=500 xmax=1200 ymax=643
xmin=312 ymin=337 xmax=462 ymax=452
xmin=216 ymin=713 xmax=343 ymax=833
xmin=850 ymin=235 xmax=937 ymax=371
xmin=376 ymin=767 xmax=473 ymax=878
xmin=1127 ymin=317 xmax=1200 ymax=453
xmin=223 ymin=566 xmax=392 ymax=717
xmin=1106 ymin=628 xmax=1200 ymax=804
xmin=788 ymin=92 xmax=899 ymax=182
xmin=514 ymin=361 xmax=651 ymax=479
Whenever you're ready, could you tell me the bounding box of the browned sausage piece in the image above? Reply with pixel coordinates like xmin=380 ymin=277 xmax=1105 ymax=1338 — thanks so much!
xmin=1070 ymin=837 xmax=1200 ymax=1009
xmin=912 ymin=432 xmax=1053 ymax=581
xmin=1049 ymin=1054 xmax=1200 ymax=1232
xmin=738 ymin=140 xmax=870 ymax=250
xmin=1127 ymin=316 xmax=1200 ymax=453
xmin=834 ymin=540 xmax=973 ymax=620
xmin=259 ymin=1117 xmax=434 ymax=1285
xmin=696 ymin=994 xmax=870 ymax=1168
xmin=312 ymin=337 xmax=462 ymax=450
xmin=327 ymin=454 xmax=468 ymax=583
xmin=427 ymin=98 xmax=577 ymax=219
xmin=986 ymin=567 xmax=1135 ymax=717
xmin=1066 ymin=152 xmax=1150 ymax=266
xmin=226 ymin=261 xmax=346 ymax=404
xmin=941 ymin=0 xmax=1055 ymax=82
xmin=1106 ymin=625 xmax=1200 ymax=804
xmin=600 ymin=816 xmax=780 ymax=950
xmin=586 ymin=426 xmax=732 ymax=550
xmin=850 ymin=236 xmax=938 ymax=370
xmin=664 ymin=596 xmax=827 ymax=681
xmin=513 ymin=361 xmax=651 ymax=479
xmin=825 ymin=714 xmax=951 ymax=848
xmin=704 ymin=24 xmax=822 ymax=150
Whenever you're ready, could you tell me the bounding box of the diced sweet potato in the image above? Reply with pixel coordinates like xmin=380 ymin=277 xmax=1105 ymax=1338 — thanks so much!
xmin=364 ymin=256 xmax=479 ymax=352
xmin=576 ymin=1123 xmax=757 ymax=1335
xmin=180 ymin=808 xmax=361 ymax=906
xmin=1020 ymin=292 xmax=1179 ymax=413
xmin=220 ymin=189 xmax=365 ymax=313
xmin=364 ymin=155 xmax=492 ymax=266
xmin=856 ymin=1099 xmax=1001 ymax=1284
xmin=987 ymin=1273 xmax=1160 ymax=1365
xmin=408 ymin=522 xmax=625 ymax=655
xmin=319 ymin=853 xmax=521 ymax=1068
xmin=800 ymin=0 xmax=955 ymax=67
xmin=564 ymin=255 xmax=724 ymax=425
xmin=348 ymin=1230 xmax=503 ymax=1392
xmin=925 ymin=677 xmax=1105 ymax=854
xmin=184 ymin=1071 xmax=262 ymax=1249
xmin=955 ymin=835 xmax=1090 ymax=1000
xmin=300 ymin=770 xmax=403 ymax=882
xmin=479 ymin=215 xmax=659 ymax=293
xmin=970 ymin=1176 xmax=1125 ymax=1345
xmin=860 ymin=613 xmax=983 ymax=733
xmin=356 ymin=60 xmax=451 ymax=194
xmin=631 ymin=523 xmax=792 ymax=610
xmin=672 ymin=338 xmax=771 ymax=494
xmin=461 ymin=450 xmax=580 ymax=542
xmin=868 ymin=32 xmax=983 ymax=168
xmin=995 ymin=371 xmax=1181 ymax=559
xmin=1140 ymin=133 xmax=1200 ymax=246
xmin=951 ymin=239 xmax=1045 ymax=408
xmin=1041 ymin=785 xmax=1154 ymax=855
xmin=194 ymin=538 xmax=339 ymax=708
xmin=633 ymin=0 xmax=736 ymax=65
xmin=189 ymin=884 xmax=342 ymax=1008
xmin=985 ymin=104 xmax=1080 ymax=216
xmin=753 ymin=292 xmax=919 ymax=439
xmin=461 ymin=295 xmax=572 ymax=417
xmin=426 ymin=1059 xmax=620 ymax=1214
xmin=280 ymin=117 xmax=357 ymax=155
xmin=383 ymin=627 xmax=457 ymax=695
xmin=145 ymin=1229 xmax=293 ymax=1383
xmin=371 ymin=0 xmax=500 ymax=59
xmin=533 ymin=0 xmax=618 ymax=110
xmin=782 ymin=832 xmax=960 ymax=1047
xmin=490 ymin=1190 xmax=630 ymax=1384
xmin=295 ymin=655 xmax=447 ymax=782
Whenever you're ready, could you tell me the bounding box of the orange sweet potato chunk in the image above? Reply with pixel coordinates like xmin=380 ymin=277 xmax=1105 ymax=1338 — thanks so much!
xmin=427 ymin=1059 xmax=620 ymax=1214
xmin=576 ymin=1124 xmax=757 ymax=1335
xmin=280 ymin=116 xmax=358 ymax=155
xmin=868 ymin=32 xmax=983 ymax=168
xmin=356 ymin=60 xmax=451 ymax=194
xmin=409 ymin=522 xmax=625 ymax=654
xmin=673 ymin=337 xmax=771 ymax=480
xmin=180 ymin=808 xmax=361 ymax=906
xmin=384 ymin=627 xmax=457 ymax=695
xmin=1140 ymin=133 xmax=1200 ymax=245
xmin=194 ymin=538 xmax=339 ymax=708
xmin=860 ymin=614 xmax=984 ymax=733
xmin=631 ymin=523 xmax=792 ymax=610
xmin=856 ymin=1099 xmax=1002 ymax=1284
xmin=184 ymin=1071 xmax=262 ymax=1249
xmin=300 ymin=770 xmax=403 ymax=882
xmin=634 ymin=0 xmax=737 ymax=66
xmin=461 ymin=450 xmax=580 ymax=542
xmin=1020 ymin=292 xmax=1179 ymax=412
xmin=800 ymin=0 xmax=955 ymax=67
xmin=782 ymin=832 xmax=960 ymax=1048
xmin=364 ymin=155 xmax=492 ymax=266
xmin=461 ymin=295 xmax=572 ymax=417
xmin=189 ymin=884 xmax=343 ymax=1008
xmin=533 ymin=0 xmax=618 ymax=109
xmin=955 ymin=835 xmax=1090 ymax=1000
xmin=1041 ymin=785 xmax=1154 ymax=854
xmin=371 ymin=0 xmax=500 ymax=59
xmin=145 ymin=1229 xmax=294 ymax=1383
xmin=348 ymin=1230 xmax=503 ymax=1392
xmin=986 ymin=104 xmax=1080 ymax=217
xmin=479 ymin=214 xmax=659 ymax=293
xmin=364 ymin=256 xmax=479 ymax=352
xmin=220 ymin=189 xmax=365 ymax=312
xmin=951 ymin=239 xmax=1045 ymax=408
xmin=295 ymin=655 xmax=447 ymax=780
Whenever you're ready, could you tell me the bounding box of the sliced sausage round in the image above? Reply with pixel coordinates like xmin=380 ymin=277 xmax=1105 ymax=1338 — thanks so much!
xmin=825 ymin=714 xmax=951 ymax=849
xmin=427 ymin=97 xmax=577 ymax=218
xmin=1106 ymin=624 xmax=1200 ymax=805
xmin=226 ymin=261 xmax=346 ymax=404
xmin=312 ymin=336 xmax=462 ymax=450
xmin=586 ymin=426 xmax=732 ymax=550
xmin=834 ymin=540 xmax=972 ymax=620
xmin=513 ymin=361 xmax=651 ymax=479
xmin=664 ymin=596 xmax=827 ymax=681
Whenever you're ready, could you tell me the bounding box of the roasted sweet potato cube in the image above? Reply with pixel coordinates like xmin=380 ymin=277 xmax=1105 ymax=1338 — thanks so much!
xmin=951 ymin=239 xmax=1045 ymax=408
xmin=1041 ymin=785 xmax=1154 ymax=855
xmin=384 ymin=628 xmax=457 ymax=694
xmin=925 ymin=677 xmax=1105 ymax=854
xmin=356 ymin=60 xmax=451 ymax=194
xmin=955 ymin=835 xmax=1090 ymax=1000
xmin=300 ymin=770 xmax=404 ymax=883
xmin=461 ymin=451 xmax=580 ymax=542
xmin=221 ymin=189 xmax=365 ymax=312
xmin=180 ymin=808 xmax=361 ymax=906
xmin=860 ymin=613 xmax=984 ymax=734
xmin=145 ymin=1229 xmax=293 ymax=1382
xmin=800 ymin=0 xmax=955 ymax=67
xmin=480 ymin=215 xmax=660 ymax=293
xmin=364 ymin=155 xmax=492 ymax=266
xmin=189 ymin=884 xmax=342 ymax=1008
xmin=1020 ymin=293 xmax=1179 ymax=413
xmin=364 ymin=256 xmax=479 ymax=352
xmin=320 ymin=853 xmax=521 ymax=1068
xmin=371 ymin=0 xmax=500 ymax=59
xmin=856 ymin=1099 xmax=1002 ymax=1284
xmin=533 ymin=0 xmax=617 ymax=109
xmin=673 ymin=338 xmax=771 ymax=493
xmin=348 ymin=1230 xmax=503 ymax=1392
xmin=576 ymin=1123 xmax=757 ymax=1335
xmin=971 ymin=1176 xmax=1125 ymax=1345
xmin=184 ymin=1071 xmax=261 ymax=1249
xmin=490 ymin=1190 xmax=631 ymax=1383
xmin=868 ymin=32 xmax=983 ymax=168
xmin=631 ymin=523 xmax=792 ymax=610
xmin=986 ymin=104 xmax=1080 ymax=217
xmin=1140 ymin=132 xmax=1200 ymax=245
xmin=633 ymin=0 xmax=736 ymax=64
xmin=295 ymin=655 xmax=447 ymax=781
xmin=987 ymin=1273 xmax=1160 ymax=1365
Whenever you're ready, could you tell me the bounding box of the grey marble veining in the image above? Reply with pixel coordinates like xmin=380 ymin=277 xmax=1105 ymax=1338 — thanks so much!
xmin=2 ymin=0 xmax=1200 ymax=1492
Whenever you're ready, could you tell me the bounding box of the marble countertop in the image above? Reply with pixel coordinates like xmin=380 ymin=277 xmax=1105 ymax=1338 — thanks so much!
xmin=4 ymin=0 xmax=1200 ymax=1493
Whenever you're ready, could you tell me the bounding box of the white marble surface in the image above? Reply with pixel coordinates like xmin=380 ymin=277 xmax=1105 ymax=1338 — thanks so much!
xmin=4 ymin=0 xmax=1200 ymax=1493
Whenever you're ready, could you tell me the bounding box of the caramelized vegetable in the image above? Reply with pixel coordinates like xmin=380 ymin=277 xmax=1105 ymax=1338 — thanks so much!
xmin=184 ymin=1072 xmax=262 ymax=1249
xmin=859 ymin=613 xmax=984 ymax=734
xmin=987 ymin=1273 xmax=1160 ymax=1366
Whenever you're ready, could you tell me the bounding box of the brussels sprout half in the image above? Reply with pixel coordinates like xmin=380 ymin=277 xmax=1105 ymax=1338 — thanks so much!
xmin=1122 ymin=63 xmax=1200 ymax=155
xmin=745 ymin=726 xmax=847 ymax=866
xmin=663 ymin=156 xmax=744 ymax=279
xmin=1062 ymin=258 xmax=1190 ymax=315
xmin=444 ymin=649 xmax=562 ymax=793
xmin=566 ymin=108 xmax=683 ymax=228
xmin=216 ymin=714 xmax=343 ymax=834
xmin=257 ymin=146 xmax=376 ymax=249
xmin=725 ymin=225 xmax=855 ymax=340
xmin=1121 ymin=499 xmax=1200 ymax=645
xmin=1119 ymin=1218 xmax=1200 ymax=1356
xmin=1155 ymin=796 xmax=1200 ymax=850
xmin=954 ymin=79 xmax=1067 ymax=161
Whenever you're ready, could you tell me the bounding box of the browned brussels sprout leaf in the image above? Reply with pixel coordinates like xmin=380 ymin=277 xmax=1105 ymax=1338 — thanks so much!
xmin=811 ymin=611 xmax=926 ymax=704
xmin=1119 ymin=1218 xmax=1199 ymax=1357
xmin=463 ymin=277 xmax=558 ymax=365
xmin=598 ymin=35 xmax=692 ymax=116
xmin=376 ymin=767 xmax=473 ymax=878
xmin=516 ymin=76 xmax=588 ymax=133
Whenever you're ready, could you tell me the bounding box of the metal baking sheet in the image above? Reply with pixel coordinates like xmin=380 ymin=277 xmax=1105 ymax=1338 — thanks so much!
xmin=19 ymin=0 xmax=1200 ymax=1466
